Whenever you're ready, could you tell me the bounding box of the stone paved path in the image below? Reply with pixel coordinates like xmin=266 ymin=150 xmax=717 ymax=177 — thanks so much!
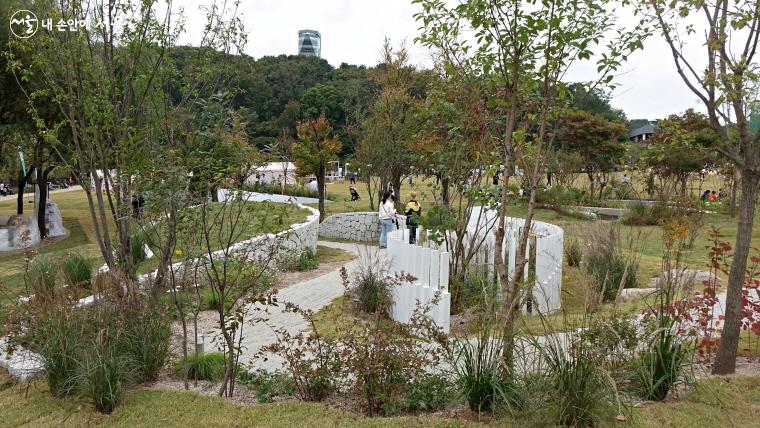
xmin=206 ymin=240 xmax=379 ymax=372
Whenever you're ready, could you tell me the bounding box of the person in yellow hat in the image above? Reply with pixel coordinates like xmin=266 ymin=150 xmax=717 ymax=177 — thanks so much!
xmin=404 ymin=192 xmax=421 ymax=244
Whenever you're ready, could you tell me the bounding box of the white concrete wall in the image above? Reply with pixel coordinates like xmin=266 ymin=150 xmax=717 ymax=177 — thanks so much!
xmin=386 ymin=228 xmax=450 ymax=333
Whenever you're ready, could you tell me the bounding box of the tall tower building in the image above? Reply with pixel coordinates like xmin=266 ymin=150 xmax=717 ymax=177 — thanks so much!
xmin=298 ymin=30 xmax=321 ymax=57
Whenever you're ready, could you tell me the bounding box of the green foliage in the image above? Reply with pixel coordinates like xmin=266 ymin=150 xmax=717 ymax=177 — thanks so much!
xmin=585 ymin=226 xmax=639 ymax=301
xmin=61 ymin=253 xmax=93 ymax=288
xmin=280 ymin=247 xmax=319 ymax=272
xmin=350 ymin=254 xmax=392 ymax=314
xmin=80 ymin=336 xmax=128 ymax=414
xmin=121 ymin=307 xmax=171 ymax=383
xmin=559 ymin=110 xmax=628 ymax=178
xmin=27 ymin=256 xmax=59 ymax=292
xmin=174 ymin=352 xmax=227 ymax=381
xmin=621 ymin=203 xmax=685 ymax=226
xmin=26 ymin=296 xmax=170 ymax=413
xmin=452 ymin=320 xmax=504 ymax=412
xmin=34 ymin=311 xmax=82 ymax=397
xmin=565 ymin=239 xmax=582 ymax=268
xmin=535 ymin=185 xmax=587 ymax=207
xmin=639 ymin=109 xmax=720 ymax=181
xmin=238 ymin=370 xmax=296 ymax=403
xmin=542 ymin=338 xmax=612 ymax=427
xmin=402 ymin=374 xmax=454 ymax=412
xmin=629 ymin=327 xmax=693 ymax=401
xmin=449 ymin=270 xmax=499 ymax=314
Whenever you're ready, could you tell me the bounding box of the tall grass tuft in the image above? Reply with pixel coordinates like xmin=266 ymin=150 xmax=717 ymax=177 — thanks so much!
xmin=542 ymin=336 xmax=612 ymax=427
xmin=452 ymin=320 xmax=505 ymax=412
xmin=28 ymin=256 xmax=59 ymax=292
xmin=35 ymin=312 xmax=82 ymax=397
xmin=565 ymin=239 xmax=582 ymax=268
xmin=80 ymin=333 xmax=128 ymax=414
xmin=122 ymin=304 xmax=171 ymax=383
xmin=61 ymin=253 xmax=93 ymax=288
xmin=629 ymin=325 xmax=692 ymax=401
xmin=350 ymin=249 xmax=392 ymax=314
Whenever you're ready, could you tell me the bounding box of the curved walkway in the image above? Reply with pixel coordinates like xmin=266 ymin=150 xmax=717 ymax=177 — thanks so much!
xmin=207 ymin=240 xmax=380 ymax=372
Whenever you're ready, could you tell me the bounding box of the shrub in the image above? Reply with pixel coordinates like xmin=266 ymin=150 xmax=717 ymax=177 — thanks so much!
xmin=131 ymin=230 xmax=148 ymax=265
xmin=21 ymin=293 xmax=171 ymax=414
xmin=565 ymin=239 xmax=582 ymax=268
xmin=535 ymin=185 xmax=586 ymax=206
xmin=629 ymin=326 xmax=692 ymax=401
xmin=202 ymin=288 xmax=221 ymax=311
xmin=238 ymin=369 xmax=295 ymax=403
xmin=449 ymin=270 xmax=499 ymax=314
xmin=61 ymin=253 xmax=93 ymax=288
xmin=28 ymin=256 xmax=59 ymax=292
xmin=403 ymin=374 xmax=454 ymax=412
xmin=174 ymin=352 xmax=227 ymax=381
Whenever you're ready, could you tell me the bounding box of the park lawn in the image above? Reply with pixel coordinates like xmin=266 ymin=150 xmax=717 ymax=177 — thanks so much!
xmin=0 ymin=376 xmax=757 ymax=427
xmin=630 ymin=376 xmax=760 ymax=427
xmin=0 ymin=381 xmax=483 ymax=428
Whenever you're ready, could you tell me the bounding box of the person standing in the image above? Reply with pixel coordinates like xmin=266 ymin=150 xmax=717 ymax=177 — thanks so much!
xmin=378 ymin=190 xmax=396 ymax=248
xmin=405 ymin=192 xmax=421 ymax=244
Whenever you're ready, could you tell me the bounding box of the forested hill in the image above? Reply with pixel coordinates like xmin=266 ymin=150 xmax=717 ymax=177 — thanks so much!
xmin=169 ymin=47 xmax=378 ymax=156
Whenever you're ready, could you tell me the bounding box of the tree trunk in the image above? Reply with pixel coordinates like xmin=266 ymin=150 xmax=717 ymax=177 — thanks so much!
xmin=317 ymin=165 xmax=326 ymax=222
xmin=730 ymin=169 xmax=739 ymax=218
xmin=392 ymin=174 xmax=403 ymax=212
xmin=712 ymin=172 xmax=760 ymax=375
xmin=36 ymin=168 xmax=50 ymax=239
xmin=16 ymin=167 xmax=35 ymax=215
xmin=441 ymin=176 xmax=450 ymax=205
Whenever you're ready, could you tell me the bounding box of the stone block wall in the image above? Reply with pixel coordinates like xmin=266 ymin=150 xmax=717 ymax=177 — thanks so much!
xmin=318 ymin=211 xmax=407 ymax=242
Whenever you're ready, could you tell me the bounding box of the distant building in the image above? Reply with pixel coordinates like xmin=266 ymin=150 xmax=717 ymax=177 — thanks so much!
xmin=629 ymin=122 xmax=659 ymax=142
xmin=298 ymin=29 xmax=321 ymax=57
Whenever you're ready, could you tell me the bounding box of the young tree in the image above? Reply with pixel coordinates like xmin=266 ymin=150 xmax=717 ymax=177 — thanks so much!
xmin=293 ymin=114 xmax=341 ymax=221
xmin=357 ymin=39 xmax=423 ymax=210
xmin=7 ymin=0 xmax=247 ymax=282
xmin=640 ymin=0 xmax=760 ymax=374
xmin=415 ymin=0 xmax=647 ymax=364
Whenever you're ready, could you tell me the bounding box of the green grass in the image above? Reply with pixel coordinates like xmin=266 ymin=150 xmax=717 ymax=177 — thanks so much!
xmin=631 ymin=376 xmax=760 ymax=427
xmin=0 ymin=381 xmax=483 ymax=427
xmin=0 ymin=376 xmax=757 ymax=427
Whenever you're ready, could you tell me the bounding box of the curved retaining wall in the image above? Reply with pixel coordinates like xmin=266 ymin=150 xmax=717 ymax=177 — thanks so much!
xmin=318 ymin=211 xmax=406 ymax=242
xmin=138 ymin=189 xmax=320 ymax=286
xmin=2 ymin=189 xmax=320 ymax=381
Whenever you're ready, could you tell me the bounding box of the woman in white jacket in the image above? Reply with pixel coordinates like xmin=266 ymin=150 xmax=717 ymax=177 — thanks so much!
xmin=378 ymin=190 xmax=396 ymax=248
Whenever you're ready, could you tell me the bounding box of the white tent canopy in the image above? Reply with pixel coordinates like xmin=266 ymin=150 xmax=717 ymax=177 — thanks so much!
xmin=245 ymin=162 xmax=297 ymax=186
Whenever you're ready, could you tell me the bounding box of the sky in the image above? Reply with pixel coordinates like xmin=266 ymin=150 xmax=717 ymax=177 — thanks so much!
xmin=174 ymin=0 xmax=706 ymax=121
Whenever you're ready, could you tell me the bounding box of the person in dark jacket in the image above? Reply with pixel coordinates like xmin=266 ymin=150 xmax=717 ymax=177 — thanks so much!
xmin=405 ymin=191 xmax=422 ymax=244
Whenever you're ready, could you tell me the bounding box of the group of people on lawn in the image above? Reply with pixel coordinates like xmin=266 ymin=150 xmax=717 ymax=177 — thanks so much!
xmin=701 ymin=188 xmax=727 ymax=202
